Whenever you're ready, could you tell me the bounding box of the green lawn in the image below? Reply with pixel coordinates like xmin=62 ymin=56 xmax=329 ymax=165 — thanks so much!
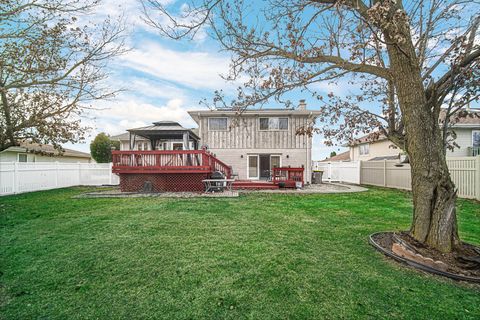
xmin=1 ymin=187 xmax=479 ymax=319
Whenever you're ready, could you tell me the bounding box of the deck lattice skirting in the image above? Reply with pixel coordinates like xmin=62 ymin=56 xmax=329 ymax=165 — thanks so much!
xmin=119 ymin=173 xmax=208 ymax=192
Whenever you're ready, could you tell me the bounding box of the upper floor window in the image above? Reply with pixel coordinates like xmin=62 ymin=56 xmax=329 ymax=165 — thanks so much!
xmin=18 ymin=153 xmax=28 ymax=162
xmin=208 ymin=117 xmax=228 ymax=131
xmin=473 ymin=130 xmax=480 ymax=147
xmin=259 ymin=117 xmax=288 ymax=131
xmin=359 ymin=143 xmax=369 ymax=155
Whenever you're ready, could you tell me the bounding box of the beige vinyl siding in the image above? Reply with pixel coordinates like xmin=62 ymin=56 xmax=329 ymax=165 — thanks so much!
xmin=351 ymin=139 xmax=400 ymax=161
xmin=447 ymin=128 xmax=475 ymax=157
xmin=0 ymin=151 xmax=92 ymax=163
xmin=200 ymin=115 xmax=310 ymax=149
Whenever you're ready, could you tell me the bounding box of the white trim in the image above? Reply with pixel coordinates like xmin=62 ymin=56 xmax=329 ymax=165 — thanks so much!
xmin=247 ymin=155 xmax=259 ymax=179
xmin=270 ymin=154 xmax=282 ymax=168
xmin=359 ymin=143 xmax=370 ymax=155
xmin=208 ymin=117 xmax=228 ymax=131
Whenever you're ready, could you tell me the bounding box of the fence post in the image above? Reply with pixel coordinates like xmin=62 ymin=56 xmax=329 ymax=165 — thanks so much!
xmin=13 ymin=162 xmax=18 ymax=194
xmin=77 ymin=162 xmax=82 ymax=185
xmin=358 ymin=161 xmax=362 ymax=185
xmin=383 ymin=160 xmax=387 ymax=187
xmin=476 ymin=156 xmax=480 ymax=201
xmin=55 ymin=161 xmax=59 ymax=187
xmin=109 ymin=162 xmax=113 ymax=185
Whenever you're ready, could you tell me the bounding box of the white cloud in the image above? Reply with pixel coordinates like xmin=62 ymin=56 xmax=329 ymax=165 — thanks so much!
xmin=89 ymin=97 xmax=197 ymax=135
xmin=119 ymin=41 xmax=232 ymax=90
xmin=116 ymin=76 xmax=188 ymax=101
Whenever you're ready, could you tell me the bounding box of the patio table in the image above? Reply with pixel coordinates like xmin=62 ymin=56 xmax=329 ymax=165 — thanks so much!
xmin=202 ymin=179 xmax=235 ymax=192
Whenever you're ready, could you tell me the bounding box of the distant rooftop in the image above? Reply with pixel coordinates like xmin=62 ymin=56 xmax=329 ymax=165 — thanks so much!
xmin=321 ymin=151 xmax=351 ymax=162
xmin=2 ymin=142 xmax=91 ymax=159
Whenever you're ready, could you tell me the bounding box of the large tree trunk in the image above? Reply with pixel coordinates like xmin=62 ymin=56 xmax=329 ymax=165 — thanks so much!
xmin=385 ymin=21 xmax=460 ymax=253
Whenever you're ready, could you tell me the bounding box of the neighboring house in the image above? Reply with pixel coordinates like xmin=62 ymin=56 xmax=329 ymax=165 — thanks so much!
xmin=188 ymin=106 xmax=319 ymax=183
xmin=349 ymin=110 xmax=480 ymax=161
xmin=0 ymin=142 xmax=93 ymax=163
xmin=110 ymin=121 xmax=198 ymax=151
xmin=447 ymin=113 xmax=480 ymax=157
xmin=349 ymin=134 xmax=399 ymax=161
xmin=320 ymin=151 xmax=351 ymax=162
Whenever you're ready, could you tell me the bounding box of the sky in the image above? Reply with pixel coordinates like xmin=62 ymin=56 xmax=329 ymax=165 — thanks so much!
xmin=64 ymin=0 xmax=351 ymax=160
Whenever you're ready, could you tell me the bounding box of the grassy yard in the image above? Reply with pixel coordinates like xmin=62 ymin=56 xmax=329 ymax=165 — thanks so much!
xmin=1 ymin=187 xmax=479 ymax=319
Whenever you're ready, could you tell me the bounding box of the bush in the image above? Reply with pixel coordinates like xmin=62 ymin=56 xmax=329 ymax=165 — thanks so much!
xmin=90 ymin=133 xmax=120 ymax=163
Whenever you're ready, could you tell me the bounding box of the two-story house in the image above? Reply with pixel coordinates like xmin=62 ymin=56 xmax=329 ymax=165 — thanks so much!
xmin=111 ymin=102 xmax=319 ymax=189
xmin=188 ymin=106 xmax=319 ymax=183
xmin=349 ymin=110 xmax=480 ymax=161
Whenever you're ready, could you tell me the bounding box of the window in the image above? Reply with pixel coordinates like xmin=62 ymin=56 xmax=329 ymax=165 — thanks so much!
xmin=473 ymin=130 xmax=480 ymax=147
xmin=18 ymin=154 xmax=28 ymax=162
xmin=259 ymin=117 xmax=288 ymax=130
xmin=271 ymin=155 xmax=281 ymax=168
xmin=359 ymin=144 xmax=369 ymax=155
xmin=208 ymin=117 xmax=228 ymax=131
xmin=172 ymin=143 xmax=183 ymax=150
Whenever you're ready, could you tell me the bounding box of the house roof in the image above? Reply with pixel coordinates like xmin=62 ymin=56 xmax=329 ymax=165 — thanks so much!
xmin=441 ymin=109 xmax=480 ymax=127
xmin=188 ymin=108 xmax=322 ymax=123
xmin=321 ymin=151 xmax=351 ymax=162
xmin=110 ymin=132 xmax=148 ymax=141
xmin=127 ymin=121 xmax=200 ymax=141
xmin=111 ymin=122 xmax=200 ymax=142
xmin=369 ymin=155 xmax=400 ymax=161
xmin=1 ymin=142 xmax=91 ymax=159
xmin=349 ymin=132 xmax=388 ymax=146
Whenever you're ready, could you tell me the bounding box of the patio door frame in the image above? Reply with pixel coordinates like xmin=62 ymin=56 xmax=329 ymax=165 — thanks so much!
xmin=247 ymin=155 xmax=260 ymax=180
xmin=270 ymin=154 xmax=281 ymax=169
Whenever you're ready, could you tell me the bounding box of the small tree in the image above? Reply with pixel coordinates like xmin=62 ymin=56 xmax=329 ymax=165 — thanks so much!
xmin=330 ymin=151 xmax=337 ymax=158
xmin=90 ymin=133 xmax=119 ymax=163
xmin=143 ymin=0 xmax=480 ymax=253
xmin=0 ymin=0 xmax=126 ymax=152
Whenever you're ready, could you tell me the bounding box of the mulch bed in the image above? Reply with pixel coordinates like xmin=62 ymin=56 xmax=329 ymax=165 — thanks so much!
xmin=371 ymin=231 xmax=480 ymax=282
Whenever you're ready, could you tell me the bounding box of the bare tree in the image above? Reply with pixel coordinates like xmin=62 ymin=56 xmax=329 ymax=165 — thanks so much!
xmin=0 ymin=0 xmax=127 ymax=151
xmin=143 ymin=0 xmax=480 ymax=253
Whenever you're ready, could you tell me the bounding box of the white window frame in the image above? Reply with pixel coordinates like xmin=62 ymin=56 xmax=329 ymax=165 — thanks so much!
xmin=208 ymin=117 xmax=228 ymax=131
xmin=472 ymin=130 xmax=480 ymax=147
xmin=18 ymin=153 xmax=28 ymax=162
xmin=247 ymin=155 xmax=259 ymax=180
xmin=359 ymin=143 xmax=369 ymax=155
xmin=258 ymin=117 xmax=289 ymax=131
xmin=270 ymin=155 xmax=282 ymax=169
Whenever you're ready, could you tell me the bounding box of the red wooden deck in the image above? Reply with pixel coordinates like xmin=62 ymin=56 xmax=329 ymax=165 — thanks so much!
xmin=112 ymin=151 xmax=304 ymax=192
xmin=112 ymin=150 xmax=232 ymax=177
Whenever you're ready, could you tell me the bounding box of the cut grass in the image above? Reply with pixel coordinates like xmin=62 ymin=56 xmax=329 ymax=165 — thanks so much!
xmin=1 ymin=187 xmax=479 ymax=319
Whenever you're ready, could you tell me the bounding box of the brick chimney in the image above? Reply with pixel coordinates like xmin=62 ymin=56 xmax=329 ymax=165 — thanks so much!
xmin=298 ymin=99 xmax=307 ymax=110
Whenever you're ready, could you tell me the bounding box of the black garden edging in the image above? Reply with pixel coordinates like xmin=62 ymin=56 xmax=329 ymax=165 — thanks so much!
xmin=369 ymin=232 xmax=480 ymax=283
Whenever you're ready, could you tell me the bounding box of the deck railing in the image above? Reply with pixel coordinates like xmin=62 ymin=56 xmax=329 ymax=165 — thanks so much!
xmin=112 ymin=150 xmax=231 ymax=178
xmin=272 ymin=167 xmax=304 ymax=187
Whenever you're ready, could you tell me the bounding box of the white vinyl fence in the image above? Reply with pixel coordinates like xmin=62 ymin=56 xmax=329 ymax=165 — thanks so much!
xmin=312 ymin=160 xmax=361 ymax=184
xmin=0 ymin=162 xmax=119 ymax=196
xmin=313 ymin=156 xmax=480 ymax=200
